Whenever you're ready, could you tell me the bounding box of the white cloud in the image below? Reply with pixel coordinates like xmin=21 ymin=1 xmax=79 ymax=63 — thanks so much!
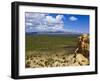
xmin=25 ymin=13 xmax=46 ymax=19
xmin=69 ymin=16 xmax=78 ymax=21
xmin=56 ymin=15 xmax=64 ymax=22
xmin=25 ymin=12 xmax=65 ymax=32
xmin=26 ymin=22 xmax=33 ymax=26
xmin=45 ymin=16 xmax=56 ymax=23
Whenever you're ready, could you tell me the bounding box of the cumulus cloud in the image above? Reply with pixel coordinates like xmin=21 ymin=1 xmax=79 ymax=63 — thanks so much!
xmin=56 ymin=15 xmax=64 ymax=22
xmin=25 ymin=12 xmax=65 ymax=32
xmin=69 ymin=16 xmax=78 ymax=21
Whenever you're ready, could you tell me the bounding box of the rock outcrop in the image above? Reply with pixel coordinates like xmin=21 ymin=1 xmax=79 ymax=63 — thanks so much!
xmin=75 ymin=34 xmax=89 ymax=59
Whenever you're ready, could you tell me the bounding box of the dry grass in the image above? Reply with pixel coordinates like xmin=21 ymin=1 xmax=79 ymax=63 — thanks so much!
xmin=25 ymin=34 xmax=89 ymax=68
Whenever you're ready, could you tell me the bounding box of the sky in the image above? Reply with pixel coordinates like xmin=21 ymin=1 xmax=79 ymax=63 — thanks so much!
xmin=25 ymin=12 xmax=89 ymax=33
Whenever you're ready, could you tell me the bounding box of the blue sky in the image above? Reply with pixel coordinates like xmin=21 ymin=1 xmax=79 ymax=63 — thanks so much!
xmin=25 ymin=12 xmax=89 ymax=33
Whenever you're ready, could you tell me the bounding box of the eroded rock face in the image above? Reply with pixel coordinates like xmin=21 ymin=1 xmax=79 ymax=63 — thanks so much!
xmin=72 ymin=53 xmax=89 ymax=66
xmin=75 ymin=34 xmax=89 ymax=59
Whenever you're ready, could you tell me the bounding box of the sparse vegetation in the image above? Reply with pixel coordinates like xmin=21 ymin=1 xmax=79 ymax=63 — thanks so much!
xmin=25 ymin=34 xmax=89 ymax=68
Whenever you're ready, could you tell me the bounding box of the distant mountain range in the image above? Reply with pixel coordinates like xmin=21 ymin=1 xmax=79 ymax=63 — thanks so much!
xmin=26 ymin=31 xmax=84 ymax=35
